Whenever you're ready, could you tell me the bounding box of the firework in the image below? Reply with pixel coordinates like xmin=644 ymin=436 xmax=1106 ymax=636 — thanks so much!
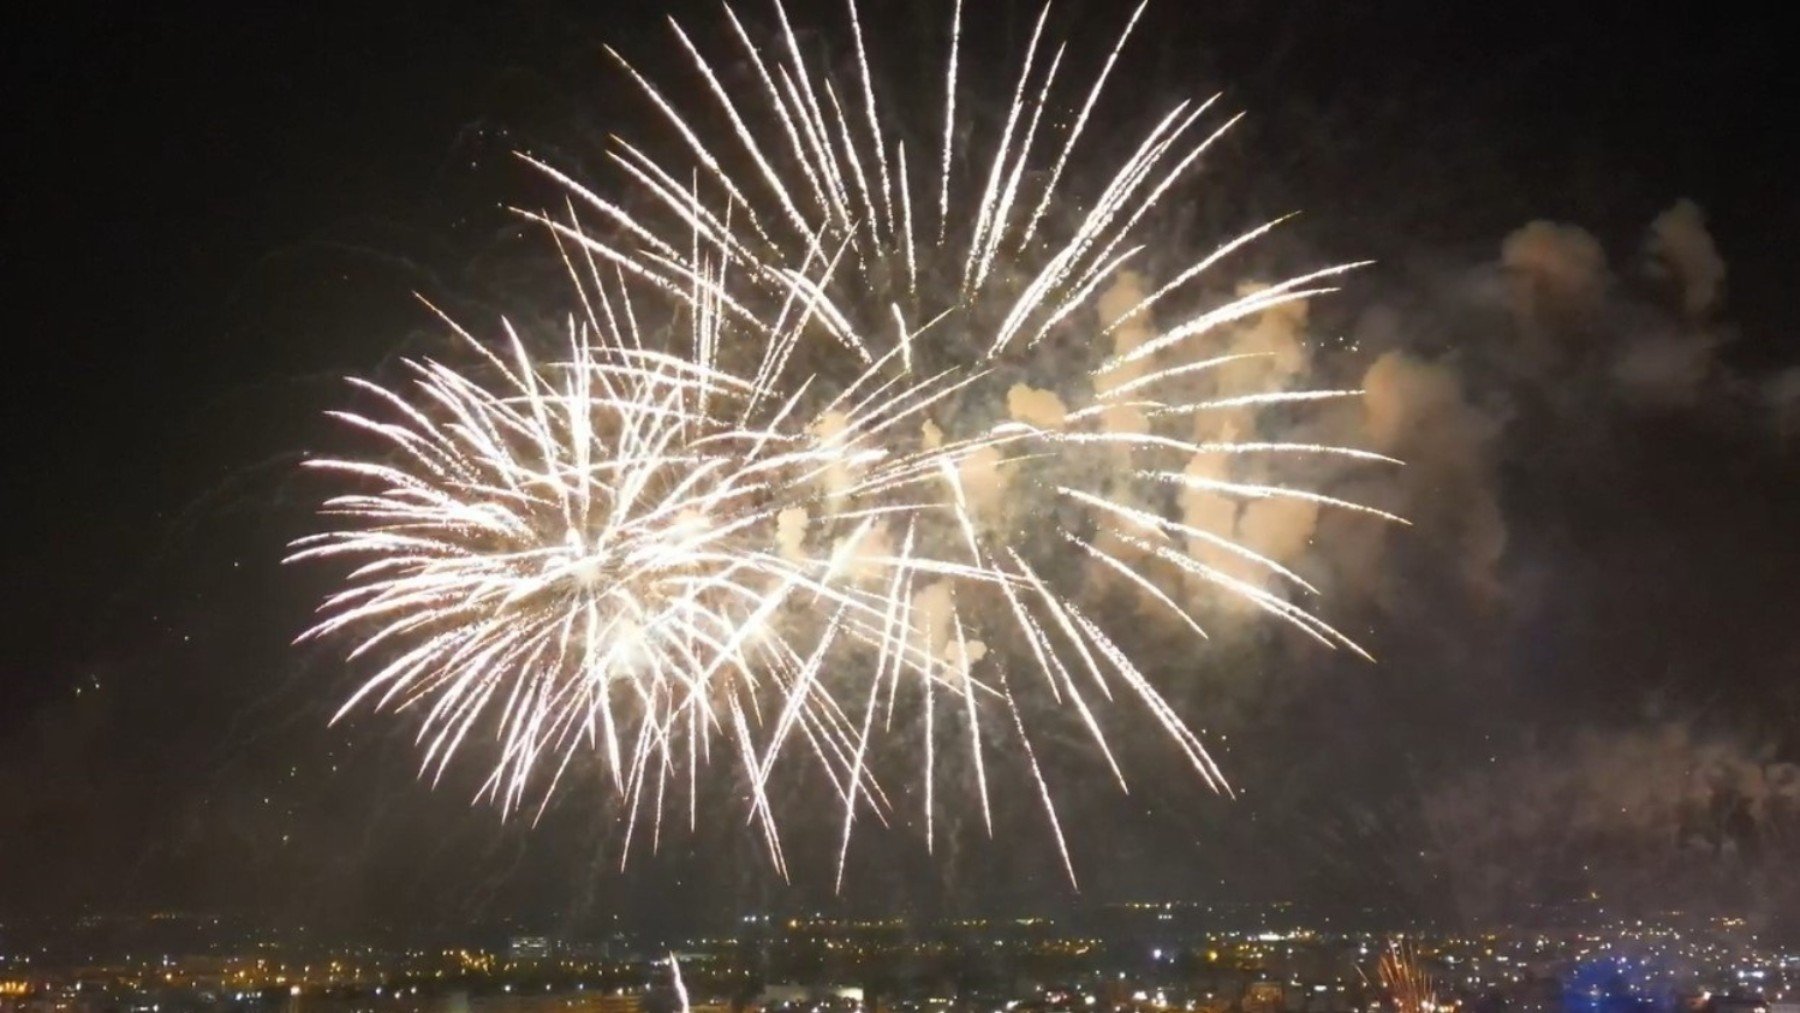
xmin=292 ymin=0 xmax=1402 ymax=884
xmin=1375 ymin=940 xmax=1438 ymax=1013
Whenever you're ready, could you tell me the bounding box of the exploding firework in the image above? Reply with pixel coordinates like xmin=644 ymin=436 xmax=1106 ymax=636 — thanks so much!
xmin=291 ymin=0 xmax=1403 ymax=884
xmin=1374 ymin=940 xmax=1438 ymax=1013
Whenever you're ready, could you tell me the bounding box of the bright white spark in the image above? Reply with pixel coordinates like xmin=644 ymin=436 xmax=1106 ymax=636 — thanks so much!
xmin=294 ymin=0 xmax=1401 ymax=888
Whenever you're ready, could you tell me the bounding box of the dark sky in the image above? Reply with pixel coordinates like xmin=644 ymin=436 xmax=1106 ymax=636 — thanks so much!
xmin=2 ymin=0 xmax=1795 ymax=937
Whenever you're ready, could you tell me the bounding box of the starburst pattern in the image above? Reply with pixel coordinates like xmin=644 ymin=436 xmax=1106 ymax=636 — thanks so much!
xmin=292 ymin=0 xmax=1402 ymax=885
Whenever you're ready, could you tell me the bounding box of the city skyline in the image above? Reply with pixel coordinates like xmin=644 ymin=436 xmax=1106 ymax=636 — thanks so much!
xmin=2 ymin=0 xmax=1796 ymax=939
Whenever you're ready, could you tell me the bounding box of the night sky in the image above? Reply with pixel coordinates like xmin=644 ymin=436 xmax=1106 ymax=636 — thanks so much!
xmin=3 ymin=0 xmax=1796 ymax=938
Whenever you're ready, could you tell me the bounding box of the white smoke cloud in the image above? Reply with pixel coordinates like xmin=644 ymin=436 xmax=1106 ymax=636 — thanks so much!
xmin=776 ymin=506 xmax=809 ymax=562
xmin=1610 ymin=325 xmax=1722 ymax=407
xmin=1422 ymin=722 xmax=1800 ymax=927
xmin=1646 ymin=198 xmax=1726 ymax=317
xmin=1500 ymin=218 xmax=1608 ymax=343
xmin=1006 ymin=383 xmax=1068 ymax=430
xmin=1356 ymin=350 xmax=1505 ymax=601
xmin=1494 ymin=201 xmax=1737 ymax=407
xmin=783 ymin=200 xmax=1771 ymax=672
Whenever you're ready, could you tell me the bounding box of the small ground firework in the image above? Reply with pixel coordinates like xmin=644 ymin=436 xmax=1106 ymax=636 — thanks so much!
xmin=1376 ymin=940 xmax=1439 ymax=1013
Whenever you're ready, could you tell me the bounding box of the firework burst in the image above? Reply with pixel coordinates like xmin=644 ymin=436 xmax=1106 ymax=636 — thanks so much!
xmin=292 ymin=0 xmax=1403 ymax=885
xmin=1375 ymin=940 xmax=1439 ymax=1013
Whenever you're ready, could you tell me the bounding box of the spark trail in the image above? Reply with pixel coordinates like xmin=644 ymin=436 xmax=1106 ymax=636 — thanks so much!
xmin=293 ymin=0 xmax=1402 ymax=885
